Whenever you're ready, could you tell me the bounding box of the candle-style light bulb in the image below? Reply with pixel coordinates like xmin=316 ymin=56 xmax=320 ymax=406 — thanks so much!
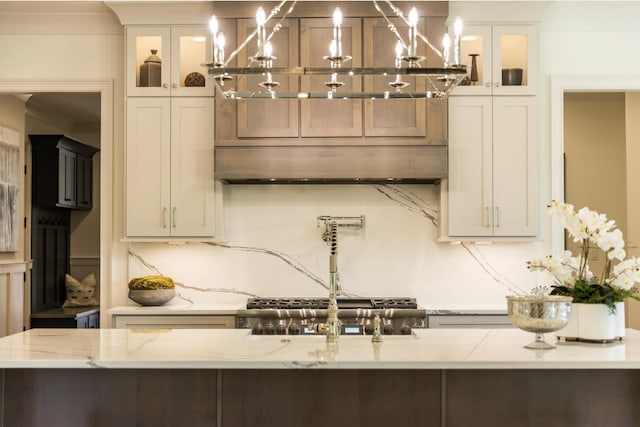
xmin=442 ymin=33 xmax=451 ymax=67
xmin=454 ymin=17 xmax=463 ymax=65
xmin=329 ymin=40 xmax=337 ymax=58
xmin=395 ymin=40 xmax=403 ymax=68
xmin=408 ymin=7 xmax=418 ymax=27
xmin=209 ymin=15 xmax=219 ymax=35
xmin=256 ymin=7 xmax=266 ymax=26
xmin=216 ymin=32 xmax=226 ymax=64
xmin=454 ymin=17 xmax=463 ymax=37
xmin=262 ymin=41 xmax=273 ymax=67
xmin=333 ymin=7 xmax=343 ymax=26
xmin=256 ymin=7 xmax=266 ymax=56
xmin=332 ymin=7 xmax=343 ymax=59
xmin=408 ymin=7 xmax=418 ymax=58
xmin=209 ymin=15 xmax=220 ymax=65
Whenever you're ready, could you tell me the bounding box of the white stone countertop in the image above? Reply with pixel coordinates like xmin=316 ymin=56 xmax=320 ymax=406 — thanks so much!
xmin=108 ymin=303 xmax=244 ymax=315
xmin=1 ymin=328 xmax=640 ymax=369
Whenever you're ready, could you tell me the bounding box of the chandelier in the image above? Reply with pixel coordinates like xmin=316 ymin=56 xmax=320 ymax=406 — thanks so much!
xmin=206 ymin=0 xmax=466 ymax=100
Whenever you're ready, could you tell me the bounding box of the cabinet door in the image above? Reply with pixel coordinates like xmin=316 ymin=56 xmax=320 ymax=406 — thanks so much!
xmin=450 ymin=25 xmax=493 ymax=96
xmin=126 ymin=26 xmax=172 ymax=96
xmin=57 ymin=148 xmax=77 ymax=208
xmin=76 ymin=154 xmax=93 ymax=210
xmin=126 ymin=97 xmax=171 ymax=237
xmin=492 ymin=26 xmax=537 ymax=95
xmin=492 ymin=97 xmax=537 ymax=236
xmin=170 ymin=98 xmax=215 ymax=237
xmin=450 ymin=25 xmax=536 ymax=96
xmin=170 ymin=26 xmax=216 ymax=97
xmin=447 ymin=96 xmax=493 ymax=237
xmin=300 ymin=17 xmax=362 ymax=137
xmin=127 ymin=26 xmax=214 ymax=97
xmin=236 ymin=19 xmax=299 ymax=137
xmin=363 ymin=17 xmax=426 ymax=137
xmin=31 ymin=208 xmax=70 ymax=312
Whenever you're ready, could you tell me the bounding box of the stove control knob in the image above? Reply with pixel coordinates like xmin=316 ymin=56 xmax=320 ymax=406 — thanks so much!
xmin=400 ymin=324 xmax=412 ymax=335
xmin=252 ymin=323 xmax=264 ymax=335
xmin=265 ymin=323 xmax=276 ymax=335
xmin=383 ymin=324 xmax=394 ymax=335
xmin=364 ymin=323 xmax=374 ymax=335
xmin=275 ymin=324 xmax=287 ymax=335
xmin=288 ymin=324 xmax=301 ymax=335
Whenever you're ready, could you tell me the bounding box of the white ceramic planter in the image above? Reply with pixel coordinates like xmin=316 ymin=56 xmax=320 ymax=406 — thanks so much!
xmin=556 ymin=302 xmax=625 ymax=342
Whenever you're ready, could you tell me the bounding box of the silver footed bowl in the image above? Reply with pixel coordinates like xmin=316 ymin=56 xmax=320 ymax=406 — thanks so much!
xmin=506 ymin=295 xmax=573 ymax=350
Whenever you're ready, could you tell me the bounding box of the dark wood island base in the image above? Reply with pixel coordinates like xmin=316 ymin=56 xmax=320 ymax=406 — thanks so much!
xmin=2 ymin=369 xmax=639 ymax=427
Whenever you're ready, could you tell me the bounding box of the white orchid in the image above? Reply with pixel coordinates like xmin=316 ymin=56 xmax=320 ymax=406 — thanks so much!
xmin=527 ymin=250 xmax=591 ymax=286
xmin=611 ymin=258 xmax=640 ymax=291
xmin=529 ymin=202 xmax=640 ymax=307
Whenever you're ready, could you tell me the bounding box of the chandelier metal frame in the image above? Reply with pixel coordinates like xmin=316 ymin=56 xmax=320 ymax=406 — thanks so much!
xmin=206 ymin=0 xmax=467 ymax=100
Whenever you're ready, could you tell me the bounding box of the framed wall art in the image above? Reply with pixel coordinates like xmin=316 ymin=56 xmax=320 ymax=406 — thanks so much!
xmin=0 ymin=124 xmax=20 ymax=252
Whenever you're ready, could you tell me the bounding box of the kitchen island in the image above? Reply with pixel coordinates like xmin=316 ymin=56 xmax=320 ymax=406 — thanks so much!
xmin=1 ymin=328 xmax=639 ymax=426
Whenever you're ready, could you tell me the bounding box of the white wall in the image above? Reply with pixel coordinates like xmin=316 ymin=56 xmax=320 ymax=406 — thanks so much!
xmin=0 ymin=2 xmax=125 ymax=321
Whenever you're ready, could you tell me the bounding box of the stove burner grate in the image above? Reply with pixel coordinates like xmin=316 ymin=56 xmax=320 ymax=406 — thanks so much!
xmin=245 ymin=297 xmax=418 ymax=310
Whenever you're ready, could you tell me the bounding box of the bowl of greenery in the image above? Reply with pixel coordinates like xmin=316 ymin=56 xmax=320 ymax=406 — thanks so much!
xmin=128 ymin=275 xmax=176 ymax=306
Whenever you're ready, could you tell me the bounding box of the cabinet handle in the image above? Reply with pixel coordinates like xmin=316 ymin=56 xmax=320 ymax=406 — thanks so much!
xmin=162 ymin=83 xmax=168 ymax=89
xmin=495 ymin=207 xmax=501 ymax=228
xmin=484 ymin=207 xmax=491 ymax=227
xmin=484 ymin=82 xmax=491 ymax=88
xmin=495 ymin=82 xmax=502 ymax=87
xmin=172 ymin=207 xmax=176 ymax=228
xmin=172 ymin=83 xmax=178 ymax=89
xmin=162 ymin=207 xmax=167 ymax=228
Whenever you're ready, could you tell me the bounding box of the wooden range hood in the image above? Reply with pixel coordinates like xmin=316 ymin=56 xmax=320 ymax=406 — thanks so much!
xmin=213 ymin=1 xmax=450 ymax=184
xmin=215 ymin=144 xmax=447 ymax=183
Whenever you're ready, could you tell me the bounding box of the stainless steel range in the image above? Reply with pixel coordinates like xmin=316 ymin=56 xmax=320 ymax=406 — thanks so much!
xmin=236 ymin=297 xmax=426 ymax=336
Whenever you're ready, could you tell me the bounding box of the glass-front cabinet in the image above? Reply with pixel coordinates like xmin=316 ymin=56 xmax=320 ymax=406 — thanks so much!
xmin=126 ymin=26 xmax=215 ymax=97
xmin=450 ymin=25 xmax=537 ymax=96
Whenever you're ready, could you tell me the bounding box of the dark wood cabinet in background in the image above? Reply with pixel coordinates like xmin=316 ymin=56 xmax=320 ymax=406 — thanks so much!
xmin=30 ymin=208 xmax=70 ymax=313
xmin=30 ymin=134 xmax=100 ymax=327
xmin=30 ymin=134 xmax=99 ymax=210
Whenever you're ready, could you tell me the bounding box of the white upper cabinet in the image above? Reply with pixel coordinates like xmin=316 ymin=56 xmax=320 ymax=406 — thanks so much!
xmin=446 ymin=96 xmax=538 ymax=238
xmin=126 ymin=97 xmax=216 ymax=238
xmin=126 ymin=26 xmax=216 ymax=97
xmin=450 ymin=25 xmax=537 ymax=96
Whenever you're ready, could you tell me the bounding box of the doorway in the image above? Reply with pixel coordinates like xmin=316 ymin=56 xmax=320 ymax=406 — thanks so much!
xmin=0 ymin=80 xmax=114 ymax=329
xmin=563 ymin=92 xmax=627 ymax=277
xmin=551 ymin=76 xmax=640 ymax=328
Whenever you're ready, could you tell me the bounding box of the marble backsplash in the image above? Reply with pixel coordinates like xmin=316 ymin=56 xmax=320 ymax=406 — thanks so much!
xmin=128 ymin=184 xmax=542 ymax=310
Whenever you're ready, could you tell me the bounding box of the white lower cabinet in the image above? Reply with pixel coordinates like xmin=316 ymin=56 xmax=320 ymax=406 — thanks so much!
xmin=126 ymin=97 xmax=215 ymax=238
xmin=113 ymin=315 xmax=235 ymax=329
xmin=446 ymin=96 xmax=538 ymax=238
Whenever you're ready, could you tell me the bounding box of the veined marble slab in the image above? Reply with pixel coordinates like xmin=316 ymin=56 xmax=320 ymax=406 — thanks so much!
xmin=1 ymin=328 xmax=640 ymax=370
xmin=108 ymin=304 xmax=243 ymax=316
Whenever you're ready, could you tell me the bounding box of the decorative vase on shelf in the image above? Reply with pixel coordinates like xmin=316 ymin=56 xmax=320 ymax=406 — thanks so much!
xmin=468 ymin=53 xmax=479 ymax=85
xmin=140 ymin=49 xmax=162 ymax=88
xmin=556 ymin=302 xmax=625 ymax=342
